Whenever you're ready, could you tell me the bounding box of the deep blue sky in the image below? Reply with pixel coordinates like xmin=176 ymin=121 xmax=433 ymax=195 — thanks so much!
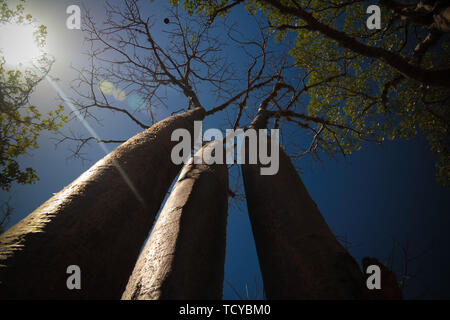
xmin=1 ymin=0 xmax=449 ymax=300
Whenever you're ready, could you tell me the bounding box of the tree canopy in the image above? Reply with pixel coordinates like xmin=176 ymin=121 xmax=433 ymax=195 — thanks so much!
xmin=0 ymin=0 xmax=67 ymax=191
xmin=169 ymin=0 xmax=450 ymax=186
xmin=64 ymin=1 xmax=368 ymax=156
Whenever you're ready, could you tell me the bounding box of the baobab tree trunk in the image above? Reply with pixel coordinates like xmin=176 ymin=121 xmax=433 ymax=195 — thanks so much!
xmin=0 ymin=107 xmax=205 ymax=299
xmin=122 ymin=141 xmax=228 ymax=300
xmin=241 ymin=110 xmax=368 ymax=299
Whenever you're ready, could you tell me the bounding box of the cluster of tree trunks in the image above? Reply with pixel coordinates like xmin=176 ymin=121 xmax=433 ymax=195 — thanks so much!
xmin=122 ymin=141 xmax=228 ymax=300
xmin=0 ymin=109 xmax=401 ymax=299
xmin=0 ymin=107 xmax=205 ymax=299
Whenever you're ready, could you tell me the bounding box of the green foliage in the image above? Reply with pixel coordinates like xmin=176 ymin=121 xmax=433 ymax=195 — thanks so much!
xmin=172 ymin=0 xmax=450 ymax=186
xmin=0 ymin=0 xmax=67 ymax=191
xmin=169 ymin=0 xmax=231 ymax=17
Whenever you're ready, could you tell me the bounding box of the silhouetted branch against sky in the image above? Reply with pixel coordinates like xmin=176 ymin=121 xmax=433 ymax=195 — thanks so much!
xmin=0 ymin=0 xmax=449 ymax=300
xmin=62 ymin=0 xmax=379 ymax=166
xmin=166 ymin=0 xmax=449 ymax=186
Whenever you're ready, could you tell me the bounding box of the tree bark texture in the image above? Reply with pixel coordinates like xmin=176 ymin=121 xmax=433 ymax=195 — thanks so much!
xmin=0 ymin=107 xmax=205 ymax=299
xmin=242 ymin=112 xmax=367 ymax=299
xmin=122 ymin=141 xmax=229 ymax=300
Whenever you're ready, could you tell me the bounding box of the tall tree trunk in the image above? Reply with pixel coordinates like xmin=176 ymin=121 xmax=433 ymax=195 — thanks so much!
xmin=241 ymin=111 xmax=368 ymax=299
xmin=0 ymin=107 xmax=205 ymax=299
xmin=122 ymin=141 xmax=228 ymax=300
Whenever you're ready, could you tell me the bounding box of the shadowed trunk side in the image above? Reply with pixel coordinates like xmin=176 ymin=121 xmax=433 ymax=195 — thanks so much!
xmin=122 ymin=141 xmax=228 ymax=300
xmin=241 ymin=110 xmax=368 ymax=299
xmin=0 ymin=107 xmax=205 ymax=299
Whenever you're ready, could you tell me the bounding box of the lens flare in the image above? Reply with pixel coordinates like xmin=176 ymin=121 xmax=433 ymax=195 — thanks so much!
xmin=113 ymin=88 xmax=127 ymax=101
xmin=47 ymin=76 xmax=145 ymax=205
xmin=98 ymin=80 xmax=115 ymax=95
xmin=128 ymin=94 xmax=147 ymax=111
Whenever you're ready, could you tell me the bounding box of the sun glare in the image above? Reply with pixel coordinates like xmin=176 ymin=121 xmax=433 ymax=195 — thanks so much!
xmin=0 ymin=23 xmax=44 ymax=68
